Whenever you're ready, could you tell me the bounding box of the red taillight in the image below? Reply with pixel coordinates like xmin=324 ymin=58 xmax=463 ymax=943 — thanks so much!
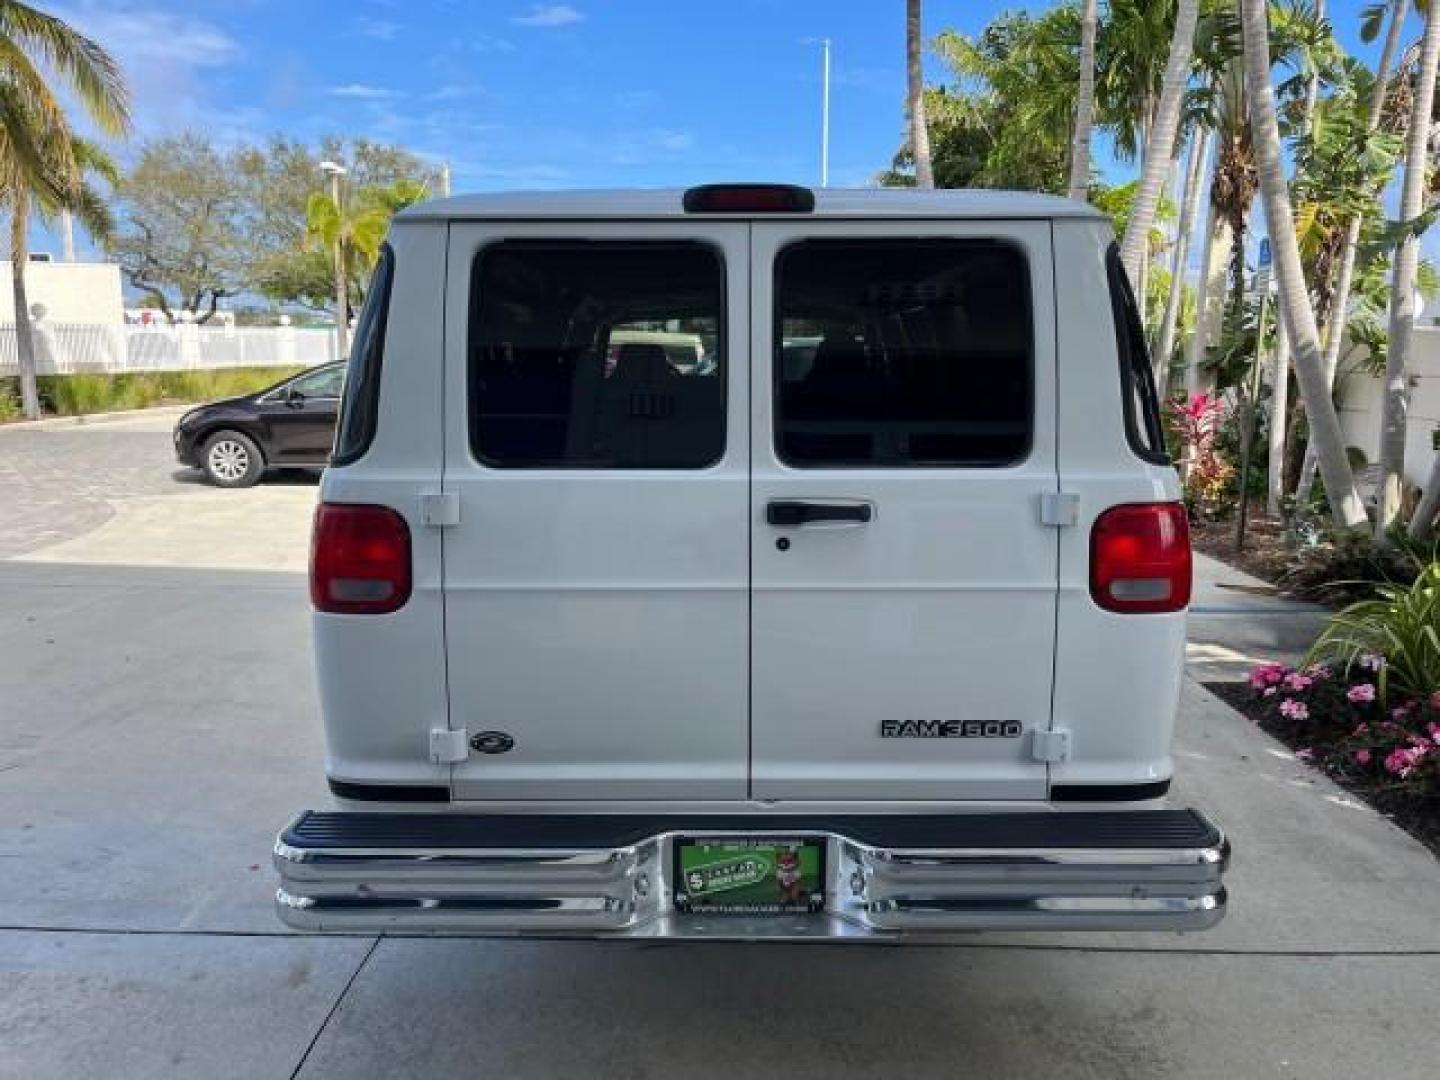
xmin=310 ymin=503 xmax=411 ymax=614
xmin=1090 ymin=502 xmax=1191 ymax=614
xmin=682 ymin=183 xmax=815 ymax=213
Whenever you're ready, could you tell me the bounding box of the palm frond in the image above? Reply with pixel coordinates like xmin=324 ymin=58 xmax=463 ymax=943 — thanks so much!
xmin=0 ymin=0 xmax=130 ymax=135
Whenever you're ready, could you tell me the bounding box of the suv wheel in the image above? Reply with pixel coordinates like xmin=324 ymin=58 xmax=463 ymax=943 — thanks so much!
xmin=201 ymin=431 xmax=264 ymax=488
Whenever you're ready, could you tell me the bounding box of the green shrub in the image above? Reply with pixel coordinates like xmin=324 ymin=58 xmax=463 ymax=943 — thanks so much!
xmin=0 ymin=382 xmax=20 ymax=422
xmin=20 ymin=367 xmax=305 ymax=418
xmin=1307 ymin=561 xmax=1440 ymax=703
xmin=1279 ymin=528 xmax=1431 ymax=604
xmin=42 ymin=372 xmax=113 ymax=415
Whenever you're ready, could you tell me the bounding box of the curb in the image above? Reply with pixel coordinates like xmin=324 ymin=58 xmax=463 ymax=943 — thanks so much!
xmin=3 ymin=404 xmax=191 ymax=431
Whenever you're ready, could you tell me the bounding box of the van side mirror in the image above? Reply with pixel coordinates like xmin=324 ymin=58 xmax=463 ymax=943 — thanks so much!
xmin=285 ymin=387 xmax=306 ymax=407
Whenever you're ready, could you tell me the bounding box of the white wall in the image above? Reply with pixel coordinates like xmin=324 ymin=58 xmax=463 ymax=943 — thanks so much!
xmin=0 ymin=261 xmax=124 ymax=329
xmin=1336 ymin=326 xmax=1440 ymax=490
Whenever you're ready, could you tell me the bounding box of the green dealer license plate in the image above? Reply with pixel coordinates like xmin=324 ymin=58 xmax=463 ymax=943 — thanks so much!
xmin=673 ymin=838 xmax=826 ymax=915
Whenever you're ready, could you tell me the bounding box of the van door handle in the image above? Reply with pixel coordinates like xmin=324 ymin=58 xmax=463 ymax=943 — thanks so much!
xmin=766 ymin=500 xmax=873 ymax=527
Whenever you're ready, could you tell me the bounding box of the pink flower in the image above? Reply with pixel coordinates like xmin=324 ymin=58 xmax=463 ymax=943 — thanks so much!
xmin=1428 ymin=722 xmax=1440 ymax=741
xmin=1347 ymin=684 xmax=1377 ymax=704
xmin=1382 ymin=754 xmax=1416 ymax=777
xmin=1296 ymin=748 xmax=1314 ymax=762
xmin=1305 ymin=664 xmax=1333 ymax=680
xmin=1360 ymin=653 xmax=1386 ymax=673
xmin=1285 ymin=673 xmax=1314 ymax=693
xmin=1263 ymin=687 xmax=1278 ymax=697
xmin=1354 ymin=749 xmax=1372 ymax=766
xmin=1279 ymin=699 xmax=1309 ymax=721
xmin=1251 ymin=663 xmax=1288 ymax=690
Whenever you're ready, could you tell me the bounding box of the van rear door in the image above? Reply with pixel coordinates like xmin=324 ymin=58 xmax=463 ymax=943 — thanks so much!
xmin=748 ymin=220 xmax=1058 ymax=800
xmin=442 ymin=222 xmax=750 ymax=800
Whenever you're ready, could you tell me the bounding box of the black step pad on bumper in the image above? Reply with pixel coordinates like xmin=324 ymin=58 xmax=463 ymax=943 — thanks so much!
xmin=283 ymin=808 xmax=1221 ymax=852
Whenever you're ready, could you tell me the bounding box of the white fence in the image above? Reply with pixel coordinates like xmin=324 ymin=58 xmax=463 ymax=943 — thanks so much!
xmin=0 ymin=321 xmax=339 ymax=376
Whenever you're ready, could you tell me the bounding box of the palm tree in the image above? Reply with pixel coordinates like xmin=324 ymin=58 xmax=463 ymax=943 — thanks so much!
xmin=1155 ymin=125 xmax=1211 ymax=388
xmin=0 ymin=1 xmax=128 ymax=419
xmin=1068 ymin=0 xmax=1099 ymax=200
xmin=1239 ymin=0 xmax=1366 ymax=530
xmin=1295 ymin=0 xmax=1409 ymax=504
xmin=305 ymin=179 xmax=426 ymax=322
xmin=1262 ymin=0 xmax=1334 ymax=514
xmin=1120 ymin=0 xmax=1201 ymax=289
xmin=907 ymin=0 xmax=934 ymax=188
xmin=1377 ymin=2 xmax=1440 ymax=537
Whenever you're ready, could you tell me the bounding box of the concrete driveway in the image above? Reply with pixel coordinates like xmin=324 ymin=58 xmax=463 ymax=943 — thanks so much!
xmin=2 ymin=414 xmax=1438 ymax=1079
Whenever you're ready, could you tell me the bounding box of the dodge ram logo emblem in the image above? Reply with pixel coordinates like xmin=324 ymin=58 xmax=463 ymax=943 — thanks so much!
xmin=470 ymin=731 xmax=515 ymax=754
xmin=880 ymin=719 xmax=1023 ymax=739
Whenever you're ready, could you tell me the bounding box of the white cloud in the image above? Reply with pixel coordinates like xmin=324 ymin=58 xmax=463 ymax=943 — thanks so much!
xmin=511 ymin=4 xmax=584 ymax=27
xmin=328 ymin=83 xmax=397 ymax=100
xmin=354 ymin=16 xmax=401 ymax=41
xmin=49 ymin=3 xmax=239 ymax=136
xmin=649 ymin=129 xmax=694 ymax=152
xmin=426 ymin=83 xmax=484 ymax=102
xmin=53 ymin=3 xmax=238 ymax=67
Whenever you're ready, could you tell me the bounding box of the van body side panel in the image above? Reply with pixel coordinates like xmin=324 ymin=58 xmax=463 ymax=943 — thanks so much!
xmin=748 ymin=220 xmax=1058 ymax=801
xmin=314 ymin=221 xmax=451 ymax=789
xmin=443 ymin=221 xmax=751 ymax=801
xmin=1050 ymin=219 xmax=1185 ymax=789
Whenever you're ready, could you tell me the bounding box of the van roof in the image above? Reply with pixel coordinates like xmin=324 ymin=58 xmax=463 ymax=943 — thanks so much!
xmin=397 ymin=187 xmax=1106 ymax=222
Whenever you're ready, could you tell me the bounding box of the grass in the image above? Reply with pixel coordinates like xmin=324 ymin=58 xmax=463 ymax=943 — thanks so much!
xmin=0 ymin=367 xmax=305 ymax=421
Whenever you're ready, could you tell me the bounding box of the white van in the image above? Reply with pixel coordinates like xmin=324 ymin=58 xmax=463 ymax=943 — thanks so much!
xmin=275 ymin=185 xmax=1228 ymax=938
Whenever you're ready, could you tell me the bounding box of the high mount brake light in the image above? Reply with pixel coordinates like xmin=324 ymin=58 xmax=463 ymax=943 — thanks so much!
xmin=1090 ymin=502 xmax=1192 ymax=614
xmin=682 ymin=184 xmax=816 ymax=214
xmin=311 ymin=503 xmax=412 ymax=615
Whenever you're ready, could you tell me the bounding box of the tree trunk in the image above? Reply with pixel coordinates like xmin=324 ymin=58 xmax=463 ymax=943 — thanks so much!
xmin=1067 ymin=0 xmax=1099 ymax=201
xmin=907 ymin=0 xmax=934 ymax=189
xmin=1377 ymin=3 xmax=1440 ymax=539
xmin=1240 ymin=0 xmax=1367 ymax=530
xmin=1266 ymin=318 xmax=1291 ymax=515
xmin=1156 ymin=127 xmax=1211 ymax=390
xmin=1410 ymin=453 xmax=1440 ymax=541
xmin=1119 ymin=0 xmax=1200 ymax=289
xmin=1185 ymin=206 xmax=1225 ymax=394
xmin=1296 ymin=0 xmax=1409 ymax=506
xmin=10 ymin=190 xmax=41 ymax=421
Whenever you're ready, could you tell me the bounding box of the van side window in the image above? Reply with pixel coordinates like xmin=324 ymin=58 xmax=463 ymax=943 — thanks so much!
xmin=332 ymin=243 xmax=394 ymax=465
xmin=1105 ymin=244 xmax=1170 ymax=463
xmin=469 ymin=241 xmax=724 ymax=468
xmin=774 ymin=239 xmax=1032 ymax=467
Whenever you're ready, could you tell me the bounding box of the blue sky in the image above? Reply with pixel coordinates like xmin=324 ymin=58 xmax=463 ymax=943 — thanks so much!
xmin=37 ymin=0 xmax=1420 ymax=259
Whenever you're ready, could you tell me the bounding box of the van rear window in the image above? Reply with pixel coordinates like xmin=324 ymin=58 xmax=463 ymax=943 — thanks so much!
xmin=774 ymin=239 xmax=1032 ymax=467
xmin=1106 ymin=244 xmax=1170 ymax=464
xmin=469 ymin=241 xmax=725 ymax=469
xmin=332 ymin=243 xmax=393 ymax=466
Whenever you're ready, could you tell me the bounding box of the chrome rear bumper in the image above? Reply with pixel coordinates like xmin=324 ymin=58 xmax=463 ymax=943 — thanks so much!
xmin=274 ymin=809 xmax=1228 ymax=938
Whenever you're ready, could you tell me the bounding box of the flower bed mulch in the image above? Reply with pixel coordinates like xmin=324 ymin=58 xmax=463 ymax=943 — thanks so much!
xmin=1205 ymin=671 xmax=1440 ymax=859
xmin=1189 ymin=507 xmax=1292 ymax=591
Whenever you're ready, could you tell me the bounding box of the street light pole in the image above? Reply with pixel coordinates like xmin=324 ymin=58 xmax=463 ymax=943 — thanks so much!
xmin=60 ymin=210 xmax=76 ymax=262
xmin=319 ymin=161 xmax=348 ymax=360
xmin=820 ymin=38 xmax=831 ymax=187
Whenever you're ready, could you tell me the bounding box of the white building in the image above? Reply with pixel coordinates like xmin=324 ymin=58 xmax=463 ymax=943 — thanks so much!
xmin=0 ymin=260 xmax=125 ymax=328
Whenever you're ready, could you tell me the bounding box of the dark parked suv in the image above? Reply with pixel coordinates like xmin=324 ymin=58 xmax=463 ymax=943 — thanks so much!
xmin=173 ymin=362 xmax=344 ymax=487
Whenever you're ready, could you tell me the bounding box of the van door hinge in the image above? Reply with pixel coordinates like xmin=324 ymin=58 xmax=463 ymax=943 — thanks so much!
xmin=1039 ymin=491 xmax=1080 ymax=527
xmin=429 ymin=727 xmax=469 ymax=764
xmin=420 ymin=492 xmax=460 ymax=528
xmin=1030 ymin=729 xmax=1071 ymax=763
